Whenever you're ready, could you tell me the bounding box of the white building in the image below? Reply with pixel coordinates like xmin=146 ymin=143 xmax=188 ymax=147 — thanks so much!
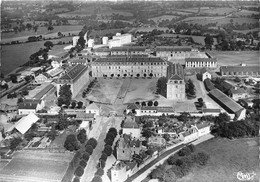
xmin=179 ymin=126 xmax=199 ymax=144
xmin=88 ymin=39 xmax=94 ymax=48
xmin=102 ymin=36 xmax=108 ymax=45
xmin=195 ymin=122 xmax=211 ymax=137
xmin=34 ymin=73 xmax=52 ymax=83
xmin=85 ymin=103 xmax=100 ymax=116
xmin=18 ymin=99 xmax=45 ymax=115
xmin=122 ymin=116 xmax=141 ymax=139
xmin=108 ymin=33 xmax=133 ymax=48
xmin=201 ymin=69 xmax=212 ymax=82
xmin=185 ymin=58 xmax=217 ymax=68
xmin=72 ymin=36 xmax=80 ymax=47
xmin=111 ymin=161 xmax=138 ymax=182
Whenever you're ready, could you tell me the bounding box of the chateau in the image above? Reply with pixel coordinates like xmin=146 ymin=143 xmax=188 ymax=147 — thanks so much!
xmin=91 ymin=57 xmax=168 ymax=78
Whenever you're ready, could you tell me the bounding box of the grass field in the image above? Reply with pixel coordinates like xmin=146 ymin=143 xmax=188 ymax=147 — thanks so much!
xmin=209 ymin=51 xmax=259 ymax=66
xmin=201 ymin=7 xmax=236 ymax=15
xmin=234 ymin=28 xmax=260 ymax=34
xmin=177 ymin=137 xmax=259 ymax=182
xmin=233 ymin=10 xmax=260 ymax=17
xmin=1 ymin=43 xmax=67 ymax=75
xmin=2 ymin=25 xmax=83 ymax=40
xmin=149 ymin=15 xmax=179 ymax=23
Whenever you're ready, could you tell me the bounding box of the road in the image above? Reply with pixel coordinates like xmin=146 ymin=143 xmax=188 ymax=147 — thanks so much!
xmin=124 ymin=144 xmax=185 ymax=182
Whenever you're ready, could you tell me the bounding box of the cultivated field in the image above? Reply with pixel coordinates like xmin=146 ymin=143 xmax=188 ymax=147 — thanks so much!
xmin=234 ymin=28 xmax=260 ymax=34
xmin=200 ymin=7 xmax=236 ymax=15
xmin=149 ymin=15 xmax=179 ymax=23
xmin=177 ymin=137 xmax=259 ymax=182
xmin=233 ymin=10 xmax=260 ymax=17
xmin=2 ymin=25 xmax=83 ymax=40
xmin=209 ymin=51 xmax=260 ymax=66
xmin=1 ymin=43 xmax=67 ymax=75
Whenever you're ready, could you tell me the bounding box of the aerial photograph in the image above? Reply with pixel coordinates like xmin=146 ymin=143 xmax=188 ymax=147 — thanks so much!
xmin=0 ymin=0 xmax=259 ymax=182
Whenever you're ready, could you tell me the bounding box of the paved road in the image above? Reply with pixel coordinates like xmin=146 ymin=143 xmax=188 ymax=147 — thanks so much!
xmin=124 ymin=143 xmax=185 ymax=182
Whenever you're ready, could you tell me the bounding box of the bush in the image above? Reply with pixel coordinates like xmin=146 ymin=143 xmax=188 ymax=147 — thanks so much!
xmin=95 ymin=167 xmax=104 ymax=176
xmin=100 ymin=153 xmax=107 ymax=161
xmin=10 ymin=137 xmax=23 ymax=150
xmin=154 ymin=101 xmax=159 ymax=106
xmin=149 ymin=165 xmax=165 ymax=180
xmin=82 ymin=152 xmax=90 ymax=161
xmin=103 ymin=145 xmax=112 ymax=156
xmin=77 ymin=129 xmax=87 ymax=144
xmin=187 ymin=144 xmax=195 ymax=153
xmin=167 ymin=155 xmax=178 ymax=165
xmin=79 ymin=160 xmax=87 ymax=168
xmin=87 ymin=138 xmax=98 ymax=149
xmin=71 ymin=102 xmax=76 ymax=109
xmin=194 ymin=152 xmax=210 ymax=166
xmin=74 ymin=166 xmax=84 ymax=177
xmin=148 ymin=101 xmax=153 ymax=106
xmin=108 ymin=128 xmax=117 ymax=137
xmin=85 ymin=145 xmax=93 ymax=155
xmin=97 ymin=159 xmax=106 ymax=169
xmin=171 ymin=165 xmax=185 ymax=178
xmin=72 ymin=177 xmax=80 ymax=182
xmin=64 ymin=134 xmax=79 ymax=151
xmin=91 ymin=175 xmax=102 ymax=182
xmin=77 ymin=101 xmax=83 ymax=109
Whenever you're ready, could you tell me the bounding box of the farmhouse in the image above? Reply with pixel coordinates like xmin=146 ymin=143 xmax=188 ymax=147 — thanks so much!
xmin=209 ymin=89 xmax=246 ymax=120
xmin=91 ymin=57 xmax=167 ymax=78
xmin=117 ymin=134 xmax=141 ymax=161
xmin=220 ymin=65 xmax=260 ymax=77
xmin=179 ymin=125 xmax=199 ymax=144
xmin=18 ymin=99 xmax=45 ymax=115
xmin=167 ymin=63 xmax=185 ymax=100
xmin=0 ymin=150 xmax=75 ymax=182
xmin=185 ymin=58 xmax=217 ymax=68
xmin=56 ymin=64 xmax=89 ymax=98
xmin=122 ymin=116 xmax=141 ymax=139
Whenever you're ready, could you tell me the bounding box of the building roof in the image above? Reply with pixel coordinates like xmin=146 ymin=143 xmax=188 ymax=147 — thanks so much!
xmin=119 ymin=134 xmax=141 ymax=148
xmin=93 ymin=57 xmax=166 ymax=64
xmin=68 ymin=58 xmax=87 ymax=64
xmin=204 ymin=78 xmax=215 ymax=91
xmin=47 ymin=67 xmax=64 ymax=77
xmin=185 ymin=58 xmax=217 ymax=63
xmin=167 ymin=63 xmax=184 ymax=80
xmin=141 ymin=106 xmax=158 ymax=111
xmin=220 ymin=65 xmax=260 ymax=73
xmin=209 ymin=89 xmax=244 ymax=114
xmin=195 ymin=122 xmax=211 ymax=130
xmin=202 ymin=108 xmax=221 ymax=113
xmin=85 ymin=103 xmax=99 ymax=110
xmin=123 ymin=116 xmax=139 ymax=129
xmin=127 ymin=103 xmax=141 ymax=110
xmin=156 ymin=46 xmax=192 ymax=52
xmin=94 ymin=48 xmax=110 ymax=52
xmin=33 ymin=84 xmax=54 ymax=99
xmin=58 ymin=64 xmax=88 ymax=82
xmin=18 ymin=99 xmax=42 ymax=110
xmin=76 ymin=112 xmax=95 ymax=119
xmin=201 ymin=67 xmax=209 ymax=74
xmin=41 ymin=72 xmax=52 ymax=78
xmin=0 ymin=104 xmax=17 ymax=111
xmin=230 ymin=87 xmax=246 ymax=95
xmin=157 ymin=107 xmax=174 ymax=112
xmin=221 ymin=81 xmax=234 ymax=90
xmin=14 ymin=112 xmax=39 ymax=134
xmin=111 ymin=46 xmax=146 ymax=52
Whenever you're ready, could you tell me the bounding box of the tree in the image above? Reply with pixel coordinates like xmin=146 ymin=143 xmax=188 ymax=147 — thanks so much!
xmin=215 ymin=113 xmax=230 ymax=126
xmin=98 ymin=159 xmax=106 ymax=169
xmin=100 ymin=153 xmax=107 ymax=161
xmin=44 ymin=41 xmax=54 ymax=49
xmin=10 ymin=137 xmax=22 ymax=150
xmin=79 ymin=160 xmax=87 ymax=168
xmin=87 ymin=138 xmax=98 ymax=149
xmin=95 ymin=168 xmax=104 ymax=176
xmin=92 ymin=175 xmax=102 ymax=182
xmin=17 ymin=98 xmax=23 ymax=103
xmin=177 ymin=112 xmax=191 ymax=123
xmin=156 ymin=77 xmax=167 ymax=97
xmin=108 ymin=128 xmax=117 ymax=137
xmin=77 ymin=129 xmax=87 ymax=144
xmin=105 ymin=133 xmax=115 ymax=144
xmin=194 ymin=152 xmax=210 ymax=166
xmin=85 ymin=145 xmax=93 ymax=155
xmin=164 ymin=168 xmax=177 ymax=182
xmin=71 ymin=102 xmax=76 ymax=109
xmin=77 ymin=101 xmax=83 ymax=109
xmin=178 ymin=146 xmax=192 ymax=156
xmin=72 ymin=177 xmax=80 ymax=182
xmin=167 ymin=155 xmax=178 ymax=165
xmin=64 ymin=134 xmax=79 ymax=151
xmin=148 ymin=101 xmax=153 ymax=106
xmin=153 ymin=101 xmax=158 ymax=106
xmin=10 ymin=74 xmax=18 ymax=83
xmin=149 ymin=165 xmax=165 ymax=180
xmin=82 ymin=152 xmax=90 ymax=161
xmin=75 ymin=166 xmax=84 ymax=177
xmin=149 ymin=73 xmax=153 ymax=77
xmin=47 ymin=26 xmax=54 ymax=31
xmin=78 ymin=36 xmax=86 ymax=48
xmin=141 ymin=101 xmax=146 ymax=107
xmin=204 ymin=34 xmax=214 ymax=49
xmin=142 ymin=128 xmax=153 ymax=138
xmin=47 ymin=128 xmax=57 ymax=141
xmin=56 ymin=109 xmax=68 ymax=130
xmin=103 ymin=145 xmax=112 ymax=156
xmin=58 ymin=84 xmax=72 ymax=106
xmin=186 ymin=79 xmax=196 ymax=97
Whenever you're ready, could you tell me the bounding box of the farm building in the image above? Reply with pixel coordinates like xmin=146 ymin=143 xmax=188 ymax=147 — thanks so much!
xmin=220 ymin=66 xmax=260 ymax=77
xmin=0 ymin=150 xmax=75 ymax=182
xmin=167 ymin=63 xmax=185 ymax=100
xmin=185 ymin=58 xmax=217 ymax=68
xmin=91 ymin=57 xmax=167 ymax=78
xmin=208 ymin=89 xmax=246 ymax=120
xmin=18 ymin=99 xmax=45 ymax=115
xmin=56 ymin=64 xmax=89 ymax=98
xmin=111 ymin=161 xmax=138 ymax=182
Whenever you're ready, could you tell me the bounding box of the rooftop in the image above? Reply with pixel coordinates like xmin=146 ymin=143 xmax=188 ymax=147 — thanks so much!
xmin=141 ymin=106 xmax=158 ymax=111
xmin=127 ymin=103 xmax=141 ymax=110
xmin=230 ymin=87 xmax=247 ymax=95
xmin=58 ymin=64 xmax=88 ymax=82
xmin=94 ymin=57 xmax=165 ymax=64
xmin=122 ymin=116 xmax=139 ymax=129
xmin=18 ymin=99 xmax=42 ymax=110
xmin=33 ymin=84 xmax=54 ymax=100
xmin=111 ymin=46 xmax=146 ymax=52
xmin=11 ymin=112 xmax=39 ymax=134
xmin=167 ymin=63 xmax=184 ymax=80
xmin=220 ymin=65 xmax=260 ymax=73
xmin=119 ymin=134 xmax=141 ymax=148
xmin=209 ymin=89 xmax=244 ymax=114
xmin=156 ymin=46 xmax=192 ymax=52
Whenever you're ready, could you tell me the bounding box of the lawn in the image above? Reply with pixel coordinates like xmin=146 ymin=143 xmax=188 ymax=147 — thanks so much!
xmin=177 ymin=137 xmax=259 ymax=182
xmin=209 ymin=51 xmax=259 ymax=66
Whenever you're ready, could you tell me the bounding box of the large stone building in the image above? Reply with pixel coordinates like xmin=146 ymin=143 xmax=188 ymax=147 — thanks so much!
xmin=166 ymin=63 xmax=185 ymax=100
xmin=220 ymin=65 xmax=260 ymax=77
xmin=108 ymin=33 xmax=133 ymax=48
xmin=91 ymin=57 xmax=167 ymax=78
xmin=56 ymin=64 xmax=89 ymax=98
xmin=156 ymin=46 xmax=194 ymax=59
xmin=110 ymin=46 xmax=147 ymax=56
xmin=185 ymin=58 xmax=217 ymax=68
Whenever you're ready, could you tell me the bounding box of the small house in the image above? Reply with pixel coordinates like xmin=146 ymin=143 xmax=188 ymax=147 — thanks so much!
xmin=85 ymin=103 xmax=100 ymax=116
xmin=18 ymin=99 xmax=45 ymax=115
xmin=111 ymin=161 xmax=138 ymax=182
xmin=201 ymin=68 xmax=211 ymax=82
xmin=34 ymin=73 xmax=52 ymax=83
xmin=122 ymin=116 xmax=141 ymax=139
xmin=229 ymin=87 xmax=247 ymax=101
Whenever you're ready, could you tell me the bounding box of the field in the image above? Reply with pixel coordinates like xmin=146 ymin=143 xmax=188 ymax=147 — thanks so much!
xmin=177 ymin=137 xmax=259 ymax=182
xmin=149 ymin=15 xmax=179 ymax=23
xmin=181 ymin=17 xmax=258 ymax=26
xmin=1 ymin=43 xmax=67 ymax=75
xmin=2 ymin=25 xmax=83 ymax=40
xmin=201 ymin=7 xmax=236 ymax=15
xmin=234 ymin=28 xmax=260 ymax=34
xmin=209 ymin=51 xmax=259 ymax=66
xmin=233 ymin=10 xmax=260 ymax=17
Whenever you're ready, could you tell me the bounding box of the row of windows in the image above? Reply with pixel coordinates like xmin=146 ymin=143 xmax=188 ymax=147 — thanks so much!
xmin=222 ymin=71 xmax=259 ymax=75
xmin=93 ymin=62 xmax=166 ymax=66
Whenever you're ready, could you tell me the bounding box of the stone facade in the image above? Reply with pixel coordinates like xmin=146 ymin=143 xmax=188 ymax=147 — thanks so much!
xmin=185 ymin=58 xmax=217 ymax=68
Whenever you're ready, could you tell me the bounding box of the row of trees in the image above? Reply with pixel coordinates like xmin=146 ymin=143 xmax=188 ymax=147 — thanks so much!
xmin=82 ymin=78 xmax=98 ymax=98
xmin=185 ymin=79 xmax=196 ymax=98
xmin=57 ymin=84 xmax=72 ymax=106
xmin=156 ymin=77 xmax=167 ymax=97
xmin=150 ymin=145 xmax=210 ymax=182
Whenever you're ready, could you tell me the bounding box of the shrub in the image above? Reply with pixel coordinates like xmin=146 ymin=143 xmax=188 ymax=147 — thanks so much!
xmin=64 ymin=134 xmax=79 ymax=151
xmin=167 ymin=155 xmax=178 ymax=165
xmin=75 ymin=166 xmax=84 ymax=177
xmin=154 ymin=101 xmax=159 ymax=106
xmin=85 ymin=145 xmax=93 ymax=155
xmin=171 ymin=165 xmax=185 ymax=178
xmin=72 ymin=177 xmax=80 ymax=182
xmin=95 ymin=167 xmax=104 ymax=176
xmin=79 ymin=160 xmax=87 ymax=168
xmin=194 ymin=152 xmax=210 ymax=166
xmin=97 ymin=159 xmax=106 ymax=169
xmin=87 ymin=138 xmax=98 ymax=149
xmin=187 ymin=144 xmax=195 ymax=153
xmin=82 ymin=152 xmax=90 ymax=161
xmin=100 ymin=153 xmax=107 ymax=161
xmin=108 ymin=128 xmax=117 ymax=137
xmin=178 ymin=146 xmax=192 ymax=156
xmin=149 ymin=165 xmax=165 ymax=180
xmin=148 ymin=101 xmax=153 ymax=106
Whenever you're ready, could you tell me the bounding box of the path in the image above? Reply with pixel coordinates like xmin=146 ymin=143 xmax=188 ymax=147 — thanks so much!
xmin=81 ymin=116 xmax=111 ymax=182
